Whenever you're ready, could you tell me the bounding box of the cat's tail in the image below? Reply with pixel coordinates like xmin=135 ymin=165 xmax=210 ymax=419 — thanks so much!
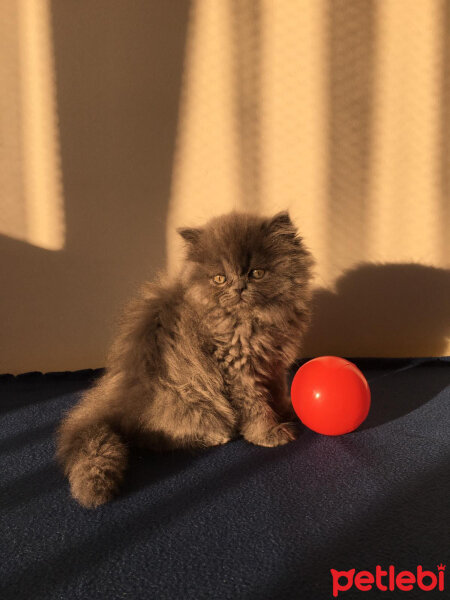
xmin=56 ymin=406 xmax=128 ymax=509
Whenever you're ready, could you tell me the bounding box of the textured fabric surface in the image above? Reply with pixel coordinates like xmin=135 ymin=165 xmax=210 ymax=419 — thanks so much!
xmin=168 ymin=0 xmax=450 ymax=283
xmin=1 ymin=359 xmax=449 ymax=600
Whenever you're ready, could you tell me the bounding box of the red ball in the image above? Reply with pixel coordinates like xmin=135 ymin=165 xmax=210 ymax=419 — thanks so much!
xmin=290 ymin=356 xmax=371 ymax=436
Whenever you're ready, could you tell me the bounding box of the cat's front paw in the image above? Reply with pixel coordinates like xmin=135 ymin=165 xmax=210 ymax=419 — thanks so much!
xmin=243 ymin=421 xmax=298 ymax=447
xmin=202 ymin=431 xmax=232 ymax=447
xmin=197 ymin=410 xmax=236 ymax=448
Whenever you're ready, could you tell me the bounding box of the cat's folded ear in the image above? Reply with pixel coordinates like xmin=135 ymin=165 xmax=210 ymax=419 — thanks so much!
xmin=177 ymin=227 xmax=203 ymax=245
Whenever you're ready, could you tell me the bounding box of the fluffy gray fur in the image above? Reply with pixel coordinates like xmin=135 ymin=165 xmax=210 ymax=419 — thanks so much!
xmin=56 ymin=211 xmax=315 ymax=507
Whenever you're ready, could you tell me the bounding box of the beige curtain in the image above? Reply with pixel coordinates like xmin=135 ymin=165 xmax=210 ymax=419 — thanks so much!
xmin=1 ymin=1 xmax=449 ymax=372
xmin=168 ymin=0 xmax=450 ymax=357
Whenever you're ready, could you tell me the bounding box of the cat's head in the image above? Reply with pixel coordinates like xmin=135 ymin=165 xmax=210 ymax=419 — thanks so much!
xmin=178 ymin=211 xmax=314 ymax=315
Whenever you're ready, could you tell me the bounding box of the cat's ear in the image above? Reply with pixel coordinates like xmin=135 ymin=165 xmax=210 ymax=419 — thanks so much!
xmin=265 ymin=211 xmax=301 ymax=245
xmin=177 ymin=227 xmax=202 ymax=246
xmin=267 ymin=211 xmax=293 ymax=231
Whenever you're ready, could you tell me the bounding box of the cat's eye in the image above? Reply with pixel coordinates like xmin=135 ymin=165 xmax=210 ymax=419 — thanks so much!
xmin=213 ymin=274 xmax=227 ymax=285
xmin=250 ymin=268 xmax=265 ymax=279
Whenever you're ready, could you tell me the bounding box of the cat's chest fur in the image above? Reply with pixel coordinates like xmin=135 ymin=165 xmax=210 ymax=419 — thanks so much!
xmin=213 ymin=321 xmax=252 ymax=372
xmin=208 ymin=312 xmax=274 ymax=378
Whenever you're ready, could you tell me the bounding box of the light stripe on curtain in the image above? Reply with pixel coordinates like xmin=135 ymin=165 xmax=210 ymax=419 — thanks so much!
xmin=167 ymin=0 xmax=450 ymax=357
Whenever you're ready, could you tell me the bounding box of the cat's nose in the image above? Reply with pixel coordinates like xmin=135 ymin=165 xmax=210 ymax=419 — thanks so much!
xmin=236 ymin=280 xmax=247 ymax=293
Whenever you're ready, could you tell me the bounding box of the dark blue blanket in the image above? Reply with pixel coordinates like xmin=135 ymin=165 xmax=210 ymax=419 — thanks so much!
xmin=1 ymin=358 xmax=449 ymax=599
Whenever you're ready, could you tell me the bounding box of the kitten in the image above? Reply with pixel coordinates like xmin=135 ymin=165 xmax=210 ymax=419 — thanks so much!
xmin=56 ymin=211 xmax=314 ymax=508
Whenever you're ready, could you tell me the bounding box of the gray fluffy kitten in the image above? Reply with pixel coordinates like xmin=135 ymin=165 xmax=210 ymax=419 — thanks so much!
xmin=57 ymin=211 xmax=314 ymax=508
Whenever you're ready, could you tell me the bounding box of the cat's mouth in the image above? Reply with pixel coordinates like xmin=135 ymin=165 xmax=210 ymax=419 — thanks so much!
xmin=231 ymin=296 xmax=247 ymax=306
xmin=220 ymin=293 xmax=250 ymax=308
xmin=237 ymin=290 xmax=251 ymax=303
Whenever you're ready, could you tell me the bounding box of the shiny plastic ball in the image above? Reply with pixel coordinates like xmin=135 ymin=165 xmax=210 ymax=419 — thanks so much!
xmin=290 ymin=356 xmax=371 ymax=436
